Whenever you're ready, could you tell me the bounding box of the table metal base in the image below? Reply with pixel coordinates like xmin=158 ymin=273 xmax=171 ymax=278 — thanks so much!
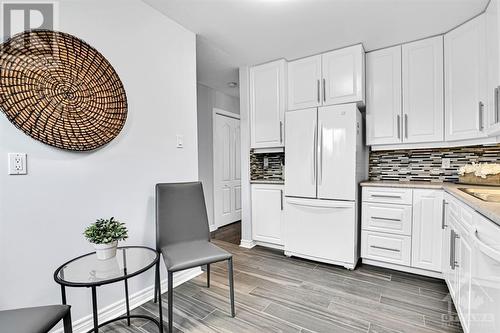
xmin=60 ymin=258 xmax=164 ymax=333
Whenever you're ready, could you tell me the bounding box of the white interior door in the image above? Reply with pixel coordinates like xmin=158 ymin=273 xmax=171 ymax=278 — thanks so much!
xmin=214 ymin=112 xmax=241 ymax=228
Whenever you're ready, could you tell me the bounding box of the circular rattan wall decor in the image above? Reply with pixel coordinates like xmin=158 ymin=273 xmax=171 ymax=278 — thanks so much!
xmin=0 ymin=30 xmax=128 ymax=151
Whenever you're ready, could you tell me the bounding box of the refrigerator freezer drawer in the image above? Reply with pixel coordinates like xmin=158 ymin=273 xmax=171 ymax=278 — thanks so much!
xmin=284 ymin=198 xmax=357 ymax=266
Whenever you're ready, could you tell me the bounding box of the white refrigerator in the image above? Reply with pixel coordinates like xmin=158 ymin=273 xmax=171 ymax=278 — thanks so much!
xmin=284 ymin=103 xmax=367 ymax=269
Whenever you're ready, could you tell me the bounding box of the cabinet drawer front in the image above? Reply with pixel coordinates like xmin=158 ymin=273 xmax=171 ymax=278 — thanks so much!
xmin=362 ymin=202 xmax=412 ymax=235
xmin=362 ymin=187 xmax=412 ymax=205
xmin=362 ymin=231 xmax=411 ymax=266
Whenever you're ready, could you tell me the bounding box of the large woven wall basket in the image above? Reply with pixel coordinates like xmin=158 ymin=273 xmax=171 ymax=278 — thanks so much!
xmin=0 ymin=30 xmax=128 ymax=151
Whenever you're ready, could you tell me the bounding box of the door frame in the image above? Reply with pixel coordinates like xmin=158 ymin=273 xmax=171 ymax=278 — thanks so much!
xmin=212 ymin=108 xmax=241 ymax=230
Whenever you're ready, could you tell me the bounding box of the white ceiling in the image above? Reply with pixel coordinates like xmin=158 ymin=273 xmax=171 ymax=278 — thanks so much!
xmin=143 ymin=0 xmax=489 ymax=97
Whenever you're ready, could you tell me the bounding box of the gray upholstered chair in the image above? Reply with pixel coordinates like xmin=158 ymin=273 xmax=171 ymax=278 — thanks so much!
xmin=154 ymin=182 xmax=235 ymax=332
xmin=0 ymin=305 xmax=72 ymax=333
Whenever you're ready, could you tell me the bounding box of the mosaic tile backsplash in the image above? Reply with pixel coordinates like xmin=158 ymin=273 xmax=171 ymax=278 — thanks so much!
xmin=369 ymin=144 xmax=500 ymax=182
xmin=250 ymin=150 xmax=284 ymax=181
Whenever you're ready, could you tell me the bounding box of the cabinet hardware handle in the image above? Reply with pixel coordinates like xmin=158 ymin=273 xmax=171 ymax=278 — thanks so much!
xmin=404 ymin=114 xmax=408 ymax=139
xmin=280 ymin=190 xmax=283 ymax=211
xmin=317 ymin=80 xmax=320 ymax=103
xmin=479 ymin=101 xmax=484 ymax=131
xmin=442 ymin=200 xmax=448 ymax=230
xmin=318 ymin=125 xmax=324 ymax=185
xmin=450 ymin=230 xmax=455 ymax=269
xmin=370 ymin=245 xmax=401 ymax=252
xmin=371 ymin=194 xmax=402 ymax=199
xmin=312 ymin=123 xmax=317 ymax=184
xmin=495 ymin=87 xmax=500 ymax=124
xmin=323 ymin=78 xmax=326 ymax=103
xmin=397 ymin=115 xmax=401 ymax=139
xmin=280 ymin=121 xmax=283 ymax=143
xmin=474 ymin=229 xmax=500 ymax=263
xmin=372 ymin=217 xmax=401 ymax=222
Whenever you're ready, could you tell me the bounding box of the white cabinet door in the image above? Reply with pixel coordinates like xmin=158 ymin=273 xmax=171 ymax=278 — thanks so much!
xmin=284 ymin=108 xmax=317 ymax=198
xmin=251 ymin=184 xmax=283 ymax=245
xmin=445 ymin=14 xmax=487 ymax=141
xmin=322 ymin=44 xmax=365 ymax=106
xmin=250 ymin=60 xmax=285 ymax=148
xmin=317 ymin=104 xmax=357 ymax=201
xmin=402 ymin=36 xmax=444 ymax=143
xmin=411 ymin=189 xmax=443 ymax=272
xmin=288 ymin=55 xmax=322 ymax=110
xmin=366 ymin=46 xmax=402 ymax=145
xmin=486 ymin=0 xmax=500 ymax=130
xmin=458 ymin=231 xmax=472 ymax=333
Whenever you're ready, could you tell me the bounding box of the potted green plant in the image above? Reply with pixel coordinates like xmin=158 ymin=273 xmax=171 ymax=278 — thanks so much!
xmin=84 ymin=217 xmax=128 ymax=260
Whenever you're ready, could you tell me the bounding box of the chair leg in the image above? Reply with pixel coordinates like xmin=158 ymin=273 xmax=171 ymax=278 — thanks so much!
xmin=206 ymin=264 xmax=210 ymax=288
xmin=154 ymin=263 xmax=159 ymax=303
xmin=63 ymin=308 xmax=73 ymax=333
xmin=168 ymin=271 xmax=174 ymax=333
xmin=228 ymin=257 xmax=235 ymax=317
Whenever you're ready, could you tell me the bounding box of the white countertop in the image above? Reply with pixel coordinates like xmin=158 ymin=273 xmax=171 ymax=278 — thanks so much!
xmin=361 ymin=180 xmax=500 ymax=227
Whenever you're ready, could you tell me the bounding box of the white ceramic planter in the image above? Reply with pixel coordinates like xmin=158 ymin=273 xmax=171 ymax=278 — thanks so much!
xmin=93 ymin=241 xmax=118 ymax=260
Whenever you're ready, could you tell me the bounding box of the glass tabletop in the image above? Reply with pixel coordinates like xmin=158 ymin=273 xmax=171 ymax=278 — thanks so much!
xmin=54 ymin=246 xmax=158 ymax=286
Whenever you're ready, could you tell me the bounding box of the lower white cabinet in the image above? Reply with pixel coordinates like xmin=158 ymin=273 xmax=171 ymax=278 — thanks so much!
xmin=443 ymin=193 xmax=475 ymax=333
xmin=411 ymin=189 xmax=444 ymax=272
xmin=251 ymin=184 xmax=284 ymax=246
xmin=361 ymin=186 xmax=443 ymax=276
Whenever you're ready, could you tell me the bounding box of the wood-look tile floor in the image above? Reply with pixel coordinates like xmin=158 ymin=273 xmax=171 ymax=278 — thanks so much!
xmin=104 ymin=240 xmax=462 ymax=333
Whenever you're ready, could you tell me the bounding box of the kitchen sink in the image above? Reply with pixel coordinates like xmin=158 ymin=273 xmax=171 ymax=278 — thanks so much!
xmin=459 ymin=188 xmax=500 ymax=203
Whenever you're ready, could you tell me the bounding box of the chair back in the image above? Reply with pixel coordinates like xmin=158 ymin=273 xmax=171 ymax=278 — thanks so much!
xmin=155 ymin=182 xmax=210 ymax=250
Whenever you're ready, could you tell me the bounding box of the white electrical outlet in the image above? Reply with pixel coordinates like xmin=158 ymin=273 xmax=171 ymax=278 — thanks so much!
xmin=8 ymin=153 xmax=27 ymax=175
xmin=442 ymin=158 xmax=451 ymax=169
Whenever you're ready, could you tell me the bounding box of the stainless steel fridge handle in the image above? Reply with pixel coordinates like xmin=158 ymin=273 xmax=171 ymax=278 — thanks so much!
xmin=312 ymin=123 xmax=317 ymax=184
xmin=318 ymin=125 xmax=323 ymax=185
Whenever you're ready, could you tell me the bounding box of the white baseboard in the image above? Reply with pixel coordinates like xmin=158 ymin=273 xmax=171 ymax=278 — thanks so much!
xmin=362 ymin=258 xmax=443 ymax=279
xmin=239 ymin=239 xmax=256 ymax=249
xmin=209 ymin=224 xmax=218 ymax=232
xmin=53 ymin=267 xmax=203 ymax=333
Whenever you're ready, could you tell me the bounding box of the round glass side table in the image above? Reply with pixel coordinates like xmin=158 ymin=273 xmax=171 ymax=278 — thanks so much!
xmin=54 ymin=246 xmax=163 ymax=333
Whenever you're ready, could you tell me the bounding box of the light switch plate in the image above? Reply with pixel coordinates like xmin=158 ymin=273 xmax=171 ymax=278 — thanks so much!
xmin=8 ymin=153 xmax=27 ymax=175
xmin=442 ymin=158 xmax=451 ymax=169
xmin=176 ymin=135 xmax=184 ymax=148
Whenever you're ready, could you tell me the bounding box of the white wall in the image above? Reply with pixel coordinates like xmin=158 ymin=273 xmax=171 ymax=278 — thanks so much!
xmin=197 ymin=83 xmax=239 ymax=228
xmin=238 ymin=67 xmax=253 ymax=244
xmin=0 ymin=0 xmax=198 ymax=324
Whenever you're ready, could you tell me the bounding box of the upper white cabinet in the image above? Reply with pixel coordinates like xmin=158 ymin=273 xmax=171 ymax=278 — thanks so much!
xmin=366 ymin=46 xmax=402 ymax=145
xmin=445 ymin=14 xmax=488 ymax=141
xmin=287 ymin=55 xmax=322 ymax=110
xmin=288 ymin=44 xmax=365 ymax=110
xmin=250 ymin=59 xmax=286 ymax=148
xmin=486 ymin=0 xmax=500 ymax=135
xmin=367 ymin=37 xmax=444 ymax=146
xmin=411 ymin=189 xmax=443 ymax=272
xmin=402 ymin=36 xmax=444 ymax=143
xmin=322 ymin=45 xmax=365 ymax=106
